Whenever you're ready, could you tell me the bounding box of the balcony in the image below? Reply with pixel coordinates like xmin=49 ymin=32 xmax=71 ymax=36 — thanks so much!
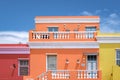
xmin=34 ymin=70 xmax=101 ymax=80
xmin=29 ymin=31 xmax=97 ymax=41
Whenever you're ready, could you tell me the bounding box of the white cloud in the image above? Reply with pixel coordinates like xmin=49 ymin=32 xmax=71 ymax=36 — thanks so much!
xmin=101 ymin=13 xmax=120 ymax=32
xmin=95 ymin=10 xmax=101 ymax=14
xmin=0 ymin=31 xmax=28 ymax=44
xmin=109 ymin=13 xmax=118 ymax=18
xmin=80 ymin=10 xmax=120 ymax=32
xmin=81 ymin=11 xmax=93 ymax=16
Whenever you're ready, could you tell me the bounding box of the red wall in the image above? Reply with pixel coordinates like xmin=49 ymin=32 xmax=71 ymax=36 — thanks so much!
xmin=0 ymin=54 xmax=29 ymax=80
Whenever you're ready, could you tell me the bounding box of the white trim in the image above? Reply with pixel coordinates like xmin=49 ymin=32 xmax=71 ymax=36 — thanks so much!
xmin=116 ymin=50 xmax=120 ymax=66
xmin=116 ymin=48 xmax=120 ymax=50
xmin=35 ymin=18 xmax=100 ymax=23
xmin=46 ymin=53 xmax=57 ymax=55
xmin=46 ymin=55 xmax=47 ymax=71
xmin=28 ymin=41 xmax=99 ymax=49
xmin=0 ymin=51 xmax=30 ymax=54
xmin=84 ymin=53 xmax=98 ymax=55
xmin=0 ymin=47 xmax=30 ymax=54
xmin=97 ymin=36 xmax=120 ymax=43
xmin=18 ymin=58 xmax=29 ymax=60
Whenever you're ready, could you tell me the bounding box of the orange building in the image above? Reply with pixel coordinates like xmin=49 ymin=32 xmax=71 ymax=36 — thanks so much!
xmin=26 ymin=16 xmax=102 ymax=80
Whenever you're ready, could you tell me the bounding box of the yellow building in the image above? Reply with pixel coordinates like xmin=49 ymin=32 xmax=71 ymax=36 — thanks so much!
xmin=97 ymin=33 xmax=120 ymax=80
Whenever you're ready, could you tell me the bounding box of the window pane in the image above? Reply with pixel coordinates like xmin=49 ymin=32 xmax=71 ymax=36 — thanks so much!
xmin=19 ymin=60 xmax=29 ymax=76
xmin=87 ymin=55 xmax=97 ymax=61
xmin=117 ymin=60 xmax=120 ymax=66
xmin=20 ymin=67 xmax=28 ymax=76
xmin=86 ymin=27 xmax=96 ymax=31
xmin=47 ymin=55 xmax=56 ymax=70
xmin=93 ymin=55 xmax=96 ymax=61
xmin=48 ymin=27 xmax=58 ymax=32
xmin=117 ymin=51 xmax=120 ymax=59
xmin=20 ymin=60 xmax=28 ymax=66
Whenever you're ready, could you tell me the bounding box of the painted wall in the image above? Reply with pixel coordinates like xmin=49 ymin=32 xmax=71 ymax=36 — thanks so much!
xmin=35 ymin=23 xmax=99 ymax=31
xmin=26 ymin=48 xmax=98 ymax=79
xmin=99 ymin=43 xmax=120 ymax=80
xmin=35 ymin=16 xmax=99 ymax=31
xmin=113 ymin=65 xmax=120 ymax=80
xmin=29 ymin=16 xmax=100 ymax=42
xmin=0 ymin=54 xmax=29 ymax=80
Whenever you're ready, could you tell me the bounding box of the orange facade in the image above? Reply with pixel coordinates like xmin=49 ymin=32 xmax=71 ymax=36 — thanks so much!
xmin=26 ymin=16 xmax=101 ymax=80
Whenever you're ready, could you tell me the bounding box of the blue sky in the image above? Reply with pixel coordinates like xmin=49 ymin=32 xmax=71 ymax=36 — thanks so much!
xmin=0 ymin=0 xmax=120 ymax=43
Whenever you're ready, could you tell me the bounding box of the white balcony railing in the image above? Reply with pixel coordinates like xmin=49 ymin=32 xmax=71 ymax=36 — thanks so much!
xmin=36 ymin=70 xmax=101 ymax=80
xmin=31 ymin=31 xmax=96 ymax=40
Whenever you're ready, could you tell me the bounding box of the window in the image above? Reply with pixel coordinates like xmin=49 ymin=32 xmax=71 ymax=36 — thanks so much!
xmin=48 ymin=27 xmax=58 ymax=32
xmin=86 ymin=27 xmax=96 ymax=31
xmin=47 ymin=55 xmax=57 ymax=70
xmin=85 ymin=27 xmax=96 ymax=38
xmin=87 ymin=55 xmax=97 ymax=70
xmin=87 ymin=55 xmax=97 ymax=61
xmin=48 ymin=27 xmax=58 ymax=38
xmin=18 ymin=60 xmax=29 ymax=76
xmin=116 ymin=50 xmax=120 ymax=66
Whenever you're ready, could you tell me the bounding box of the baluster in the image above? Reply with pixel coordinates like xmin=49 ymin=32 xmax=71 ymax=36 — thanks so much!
xmin=36 ymin=33 xmax=40 ymax=39
xmin=62 ymin=33 xmax=64 ymax=39
xmin=81 ymin=32 xmax=83 ymax=39
xmin=63 ymin=71 xmax=65 ymax=79
xmin=81 ymin=71 xmax=83 ymax=79
xmin=68 ymin=33 xmax=70 ymax=39
xmin=78 ymin=33 xmax=80 ymax=39
xmin=78 ymin=71 xmax=80 ymax=79
xmin=59 ymin=33 xmax=61 ymax=39
xmin=87 ymin=32 xmax=89 ymax=39
xmin=95 ymin=72 xmax=97 ymax=78
xmin=76 ymin=33 xmax=78 ymax=39
xmin=32 ymin=33 xmax=35 ymax=39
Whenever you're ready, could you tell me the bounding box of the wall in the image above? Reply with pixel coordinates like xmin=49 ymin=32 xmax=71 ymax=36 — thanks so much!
xmin=27 ymin=48 xmax=98 ymax=79
xmin=99 ymin=43 xmax=120 ymax=80
xmin=35 ymin=23 xmax=99 ymax=31
xmin=0 ymin=54 xmax=29 ymax=80
xmin=113 ymin=65 xmax=120 ymax=80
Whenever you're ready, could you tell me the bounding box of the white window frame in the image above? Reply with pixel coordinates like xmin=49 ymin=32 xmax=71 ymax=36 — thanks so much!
xmin=18 ymin=58 xmax=29 ymax=76
xmin=86 ymin=54 xmax=97 ymax=70
xmin=116 ymin=49 xmax=120 ymax=66
xmin=47 ymin=27 xmax=58 ymax=32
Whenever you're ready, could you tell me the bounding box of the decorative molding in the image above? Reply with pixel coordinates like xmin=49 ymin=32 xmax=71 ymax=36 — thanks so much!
xmin=18 ymin=58 xmax=29 ymax=60
xmin=0 ymin=47 xmax=30 ymax=54
xmin=83 ymin=53 xmax=98 ymax=55
xmin=96 ymin=36 xmax=120 ymax=43
xmin=28 ymin=41 xmax=99 ymax=49
xmin=35 ymin=18 xmax=100 ymax=23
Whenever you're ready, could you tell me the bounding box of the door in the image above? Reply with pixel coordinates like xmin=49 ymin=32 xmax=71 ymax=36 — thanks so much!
xmin=87 ymin=55 xmax=97 ymax=78
xmin=47 ymin=55 xmax=57 ymax=71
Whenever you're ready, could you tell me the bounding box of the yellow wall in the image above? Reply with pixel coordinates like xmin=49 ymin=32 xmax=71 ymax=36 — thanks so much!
xmin=99 ymin=43 xmax=120 ymax=80
xmin=113 ymin=65 xmax=120 ymax=80
xmin=97 ymin=31 xmax=120 ymax=37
